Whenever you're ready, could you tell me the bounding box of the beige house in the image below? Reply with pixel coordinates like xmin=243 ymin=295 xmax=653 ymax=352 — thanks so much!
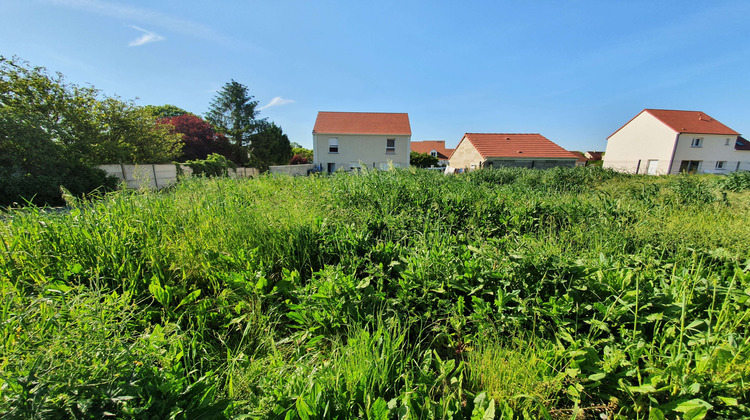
xmin=312 ymin=112 xmax=411 ymax=172
xmin=449 ymin=133 xmax=578 ymax=170
xmin=603 ymin=109 xmax=750 ymax=174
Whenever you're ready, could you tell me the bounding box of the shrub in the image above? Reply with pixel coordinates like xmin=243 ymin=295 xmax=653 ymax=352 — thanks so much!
xmin=183 ymin=153 xmax=236 ymax=177
xmin=289 ymin=154 xmax=309 ymax=165
xmin=0 ymin=164 xmax=118 ymax=208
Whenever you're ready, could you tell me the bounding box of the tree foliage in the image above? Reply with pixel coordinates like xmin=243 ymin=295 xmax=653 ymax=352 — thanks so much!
xmin=0 ymin=55 xmax=179 ymax=205
xmin=143 ymin=104 xmax=191 ymax=119
xmin=291 ymin=146 xmax=313 ymax=162
xmin=159 ymin=114 xmax=232 ymax=162
xmin=410 ymin=151 xmax=439 ymax=168
xmin=205 ymin=80 xmax=265 ymax=152
xmin=249 ymin=122 xmax=293 ymax=172
xmin=83 ymin=98 xmax=182 ymax=164
xmin=289 ymin=154 xmax=310 ymax=165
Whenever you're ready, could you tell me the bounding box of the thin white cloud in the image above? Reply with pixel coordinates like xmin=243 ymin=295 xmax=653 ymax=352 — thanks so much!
xmin=128 ymin=25 xmax=165 ymax=47
xmin=259 ymin=96 xmax=295 ymax=110
xmin=45 ymin=0 xmax=237 ymax=47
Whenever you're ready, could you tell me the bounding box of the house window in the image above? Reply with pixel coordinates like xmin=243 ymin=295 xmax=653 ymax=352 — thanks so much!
xmin=386 ymin=139 xmax=396 ymax=154
xmin=691 ymin=138 xmax=703 ymax=148
xmin=430 ymin=150 xmax=438 ymax=157
xmin=328 ymin=138 xmax=338 ymax=153
xmin=716 ymin=161 xmax=726 ymax=170
xmin=679 ymin=160 xmax=701 ymax=174
xmin=327 ymin=163 xmax=336 ymax=173
xmin=725 ymin=138 xmax=731 ymax=146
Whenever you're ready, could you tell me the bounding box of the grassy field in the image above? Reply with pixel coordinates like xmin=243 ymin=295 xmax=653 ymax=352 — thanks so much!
xmin=1 ymin=167 xmax=749 ymax=419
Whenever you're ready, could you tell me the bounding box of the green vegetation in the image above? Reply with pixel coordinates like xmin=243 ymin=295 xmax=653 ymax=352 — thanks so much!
xmin=2 ymin=167 xmax=749 ymax=418
xmin=410 ymin=151 xmax=439 ymax=168
xmin=0 ymin=56 xmax=180 ymax=207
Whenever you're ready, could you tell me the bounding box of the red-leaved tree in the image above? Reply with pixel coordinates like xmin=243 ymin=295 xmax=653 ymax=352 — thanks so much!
xmin=158 ymin=114 xmax=232 ymax=162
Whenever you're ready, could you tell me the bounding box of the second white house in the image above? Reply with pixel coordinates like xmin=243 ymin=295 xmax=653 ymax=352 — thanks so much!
xmin=603 ymin=109 xmax=750 ymax=174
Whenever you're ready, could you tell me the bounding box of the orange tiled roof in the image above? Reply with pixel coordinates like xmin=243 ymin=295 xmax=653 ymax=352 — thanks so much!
xmin=609 ymin=109 xmax=739 ymax=138
xmin=411 ymin=140 xmax=453 ymax=159
xmin=462 ymin=133 xmax=578 ymax=159
xmin=313 ymin=112 xmax=411 ymax=135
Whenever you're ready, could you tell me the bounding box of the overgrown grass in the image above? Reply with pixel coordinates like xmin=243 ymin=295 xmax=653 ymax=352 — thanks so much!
xmin=1 ymin=167 xmax=749 ymax=418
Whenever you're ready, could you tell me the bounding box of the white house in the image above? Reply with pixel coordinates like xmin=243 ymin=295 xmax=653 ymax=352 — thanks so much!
xmin=449 ymin=133 xmax=579 ymax=170
xmin=312 ymin=112 xmax=411 ymax=172
xmin=603 ymin=109 xmax=750 ymax=175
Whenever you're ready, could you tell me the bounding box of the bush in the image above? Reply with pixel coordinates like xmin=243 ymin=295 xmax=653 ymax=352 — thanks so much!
xmin=0 ymin=164 xmax=118 ymax=208
xmin=289 ymin=154 xmax=309 ymax=165
xmin=183 ymin=153 xmax=236 ymax=177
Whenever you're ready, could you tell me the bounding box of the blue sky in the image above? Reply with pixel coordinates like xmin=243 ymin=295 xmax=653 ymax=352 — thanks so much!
xmin=2 ymin=0 xmax=749 ymax=151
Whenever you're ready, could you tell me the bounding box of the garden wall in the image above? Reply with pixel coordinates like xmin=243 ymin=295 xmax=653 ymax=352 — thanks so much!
xmin=99 ymin=164 xmax=258 ymax=190
xmin=269 ymin=164 xmax=315 ymax=176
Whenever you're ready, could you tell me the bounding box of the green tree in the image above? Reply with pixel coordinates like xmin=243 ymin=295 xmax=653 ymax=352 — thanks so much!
xmin=249 ymin=122 xmax=293 ymax=172
xmin=143 ymin=104 xmax=191 ymax=119
xmin=205 ymin=80 xmax=266 ymax=166
xmin=0 ymin=55 xmax=179 ymax=205
xmin=90 ymin=99 xmax=182 ymax=164
xmin=410 ymin=151 xmax=439 ymax=168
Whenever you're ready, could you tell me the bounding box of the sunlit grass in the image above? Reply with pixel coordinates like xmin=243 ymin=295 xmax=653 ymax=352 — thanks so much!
xmin=2 ymin=168 xmax=749 ymax=418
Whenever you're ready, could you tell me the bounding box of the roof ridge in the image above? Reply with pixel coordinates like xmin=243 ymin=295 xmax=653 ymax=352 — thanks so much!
xmin=644 ymin=108 xmax=703 ymax=113
xmin=466 ymin=132 xmax=542 ymax=136
xmin=317 ymin=111 xmax=408 ymax=114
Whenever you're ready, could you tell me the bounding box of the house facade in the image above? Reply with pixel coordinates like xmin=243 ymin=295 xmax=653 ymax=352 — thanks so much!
xmin=449 ymin=133 xmax=578 ymax=170
xmin=411 ymin=140 xmax=454 ymax=166
xmin=312 ymin=112 xmax=411 ymax=172
xmin=603 ymin=109 xmax=749 ymax=175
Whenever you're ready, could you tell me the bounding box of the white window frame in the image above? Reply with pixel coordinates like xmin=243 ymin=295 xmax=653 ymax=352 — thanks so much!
xmin=430 ymin=150 xmax=438 ymax=157
xmin=691 ymin=137 xmax=703 ymax=148
xmin=725 ymin=138 xmax=731 ymax=146
xmin=386 ymin=139 xmax=396 ymax=154
xmin=328 ymin=137 xmax=338 ymax=154
xmin=716 ymin=161 xmax=726 ymax=170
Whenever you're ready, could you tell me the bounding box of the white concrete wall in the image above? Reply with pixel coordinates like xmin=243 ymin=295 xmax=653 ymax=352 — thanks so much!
xmin=671 ymin=134 xmax=743 ymax=174
xmin=269 ymin=164 xmax=315 ymax=176
xmin=100 ymin=164 xmax=258 ymax=189
xmin=449 ymin=136 xmax=484 ymax=169
xmin=99 ymin=164 xmax=174 ymax=189
xmin=313 ymin=133 xmax=410 ymax=171
xmin=603 ymin=111 xmax=678 ymax=175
